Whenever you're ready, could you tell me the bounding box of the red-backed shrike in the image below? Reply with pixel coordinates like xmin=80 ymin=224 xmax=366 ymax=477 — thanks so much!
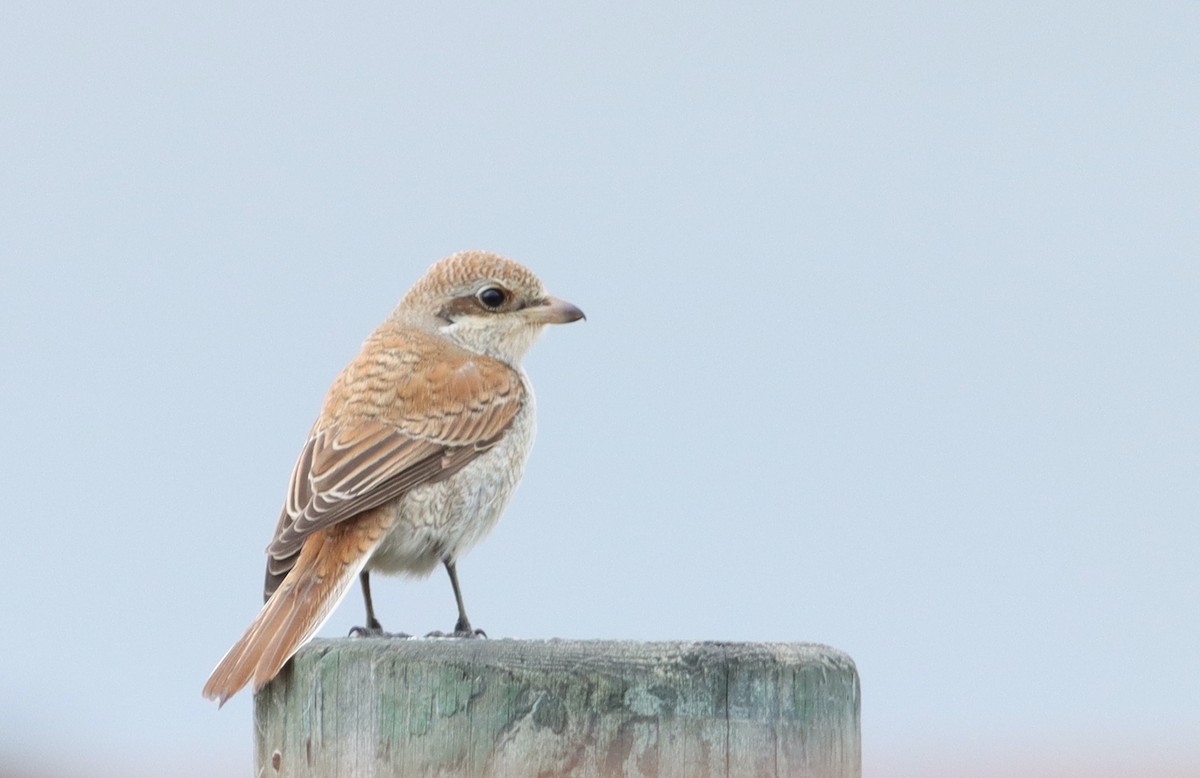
xmin=203 ymin=251 xmax=583 ymax=704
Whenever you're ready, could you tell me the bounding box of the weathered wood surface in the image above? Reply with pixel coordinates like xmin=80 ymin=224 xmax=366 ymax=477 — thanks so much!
xmin=255 ymin=639 xmax=860 ymax=778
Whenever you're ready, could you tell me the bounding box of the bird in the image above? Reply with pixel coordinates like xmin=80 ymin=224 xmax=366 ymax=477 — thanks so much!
xmin=202 ymin=250 xmax=584 ymax=705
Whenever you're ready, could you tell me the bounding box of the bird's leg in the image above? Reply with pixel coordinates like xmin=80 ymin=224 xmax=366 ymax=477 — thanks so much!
xmin=427 ymin=559 xmax=486 ymax=638
xmin=446 ymin=560 xmax=475 ymax=635
xmin=349 ymin=570 xmax=410 ymax=638
xmin=361 ymin=570 xmax=383 ymax=631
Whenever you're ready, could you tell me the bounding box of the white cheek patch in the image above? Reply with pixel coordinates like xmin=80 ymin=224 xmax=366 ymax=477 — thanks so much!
xmin=441 ymin=316 xmax=545 ymax=364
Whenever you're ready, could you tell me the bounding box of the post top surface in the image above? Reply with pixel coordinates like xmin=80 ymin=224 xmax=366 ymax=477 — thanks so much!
xmin=292 ymin=637 xmax=857 ymax=678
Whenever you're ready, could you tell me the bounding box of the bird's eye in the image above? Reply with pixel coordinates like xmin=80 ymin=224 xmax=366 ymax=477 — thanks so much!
xmin=477 ymin=286 xmax=508 ymax=309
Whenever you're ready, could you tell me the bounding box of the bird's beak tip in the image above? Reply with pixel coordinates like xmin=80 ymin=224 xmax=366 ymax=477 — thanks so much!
xmin=530 ymin=296 xmax=586 ymax=324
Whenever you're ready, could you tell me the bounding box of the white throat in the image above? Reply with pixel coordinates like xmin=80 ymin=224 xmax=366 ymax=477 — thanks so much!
xmin=439 ymin=316 xmax=545 ymax=365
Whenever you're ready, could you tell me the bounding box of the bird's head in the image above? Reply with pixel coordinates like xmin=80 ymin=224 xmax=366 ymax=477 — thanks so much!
xmin=397 ymin=251 xmax=585 ymax=364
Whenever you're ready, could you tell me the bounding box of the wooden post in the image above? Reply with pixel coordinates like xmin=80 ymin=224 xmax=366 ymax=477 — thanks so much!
xmin=255 ymin=639 xmax=860 ymax=778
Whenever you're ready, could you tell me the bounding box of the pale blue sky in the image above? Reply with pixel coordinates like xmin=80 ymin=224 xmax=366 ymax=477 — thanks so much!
xmin=2 ymin=3 xmax=1198 ymax=776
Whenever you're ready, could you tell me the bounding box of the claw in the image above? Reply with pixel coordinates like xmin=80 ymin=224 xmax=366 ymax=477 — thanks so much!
xmin=349 ymin=625 xmax=411 ymax=639
xmin=425 ymin=627 xmax=487 ymax=639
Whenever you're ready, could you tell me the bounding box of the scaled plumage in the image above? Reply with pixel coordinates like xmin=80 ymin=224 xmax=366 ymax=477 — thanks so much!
xmin=203 ymin=251 xmax=583 ymax=704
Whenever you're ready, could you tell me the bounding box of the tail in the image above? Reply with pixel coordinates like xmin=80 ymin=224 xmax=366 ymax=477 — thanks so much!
xmin=202 ymin=508 xmax=394 ymax=705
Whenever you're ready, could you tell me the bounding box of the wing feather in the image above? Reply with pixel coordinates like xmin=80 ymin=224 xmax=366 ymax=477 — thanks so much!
xmin=261 ymin=334 xmax=525 ymax=599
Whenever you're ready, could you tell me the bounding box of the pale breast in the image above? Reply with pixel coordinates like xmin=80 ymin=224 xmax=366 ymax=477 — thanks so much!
xmin=367 ymin=381 xmax=537 ymax=577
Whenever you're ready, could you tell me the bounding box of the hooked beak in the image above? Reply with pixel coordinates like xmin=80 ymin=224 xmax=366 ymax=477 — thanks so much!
xmin=524 ymin=295 xmax=586 ymax=324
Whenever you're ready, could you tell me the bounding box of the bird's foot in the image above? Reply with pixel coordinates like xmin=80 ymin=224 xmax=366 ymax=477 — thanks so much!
xmin=425 ymin=622 xmax=487 ymax=639
xmin=349 ymin=625 xmax=411 ymax=639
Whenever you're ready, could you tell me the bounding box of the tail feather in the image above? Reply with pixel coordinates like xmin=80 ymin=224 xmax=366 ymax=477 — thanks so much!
xmin=202 ymin=508 xmax=394 ymax=705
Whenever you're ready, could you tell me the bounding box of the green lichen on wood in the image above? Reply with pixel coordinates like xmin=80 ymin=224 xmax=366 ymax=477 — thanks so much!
xmin=255 ymin=639 xmax=860 ymax=778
